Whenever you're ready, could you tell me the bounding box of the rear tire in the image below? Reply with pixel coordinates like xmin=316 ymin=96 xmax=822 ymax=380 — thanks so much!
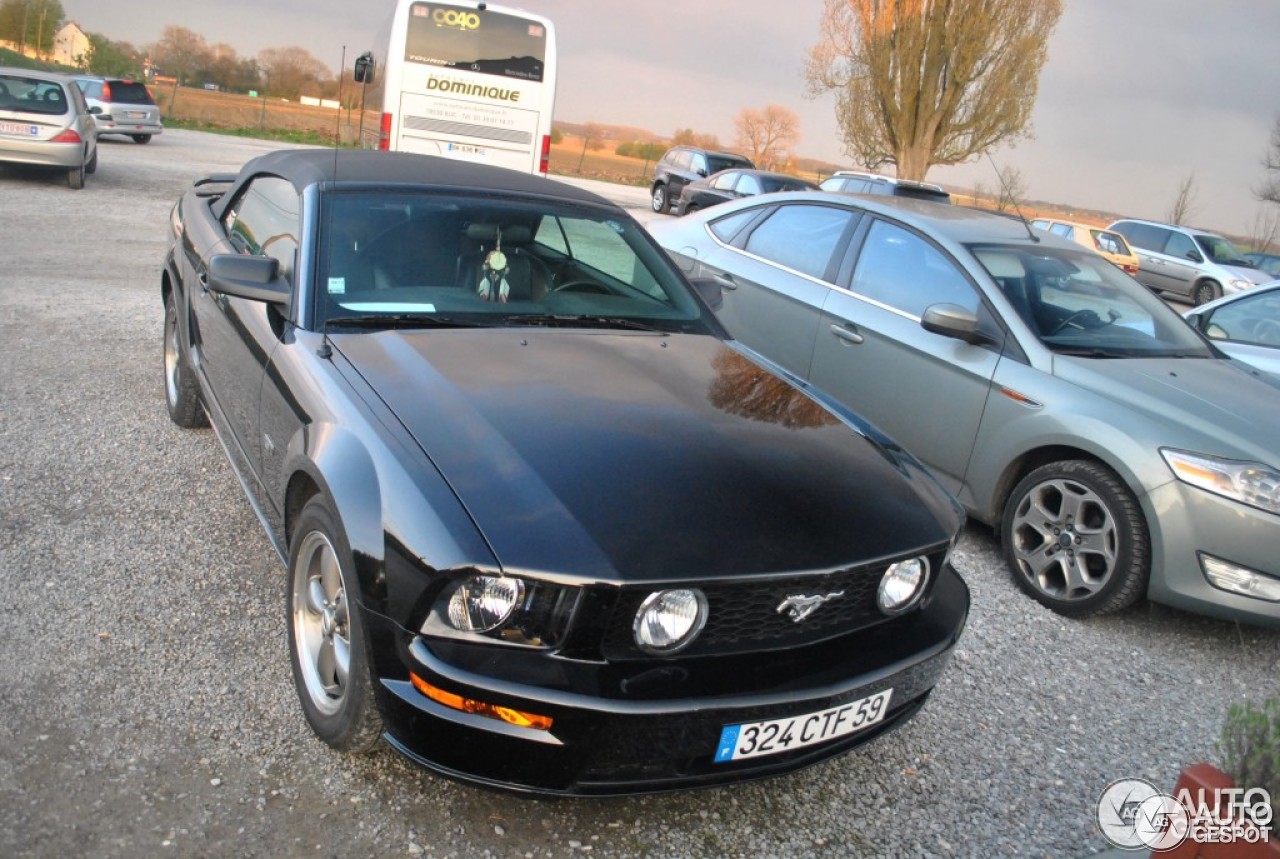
xmin=86 ymin=147 xmax=97 ymax=174
xmin=287 ymin=497 xmax=385 ymax=753
xmin=67 ymin=160 xmax=85 ymax=189
xmin=1001 ymin=460 xmax=1149 ymax=617
xmin=1192 ymin=280 xmax=1221 ymax=306
xmin=651 ymin=184 xmax=668 ymax=213
xmin=132 ymin=134 xmax=151 ymax=144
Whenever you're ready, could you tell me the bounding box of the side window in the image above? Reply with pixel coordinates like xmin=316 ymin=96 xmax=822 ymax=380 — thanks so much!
xmin=690 ymin=153 xmax=708 ymax=176
xmin=736 ymin=175 xmax=763 ymax=196
xmin=1048 ymin=223 xmax=1072 ymax=238
xmin=709 ymin=208 xmax=763 ymax=243
xmin=850 ymin=220 xmax=978 ymax=317
xmin=711 ymin=171 xmax=739 ymax=191
xmin=1164 ymin=231 xmax=1197 ymax=261
xmin=1117 ymin=223 xmax=1163 ymax=252
xmin=1204 ymin=292 xmax=1280 ymax=347
xmin=671 ymin=150 xmax=691 ymax=171
xmin=742 ymin=204 xmax=855 ymax=282
xmin=223 ymin=176 xmax=300 ymax=281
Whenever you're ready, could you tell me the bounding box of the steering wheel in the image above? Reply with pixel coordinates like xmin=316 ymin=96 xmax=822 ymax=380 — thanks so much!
xmin=550 ymin=279 xmax=611 ymax=295
xmin=1253 ymin=318 xmax=1280 ymax=346
xmin=1049 ymin=309 xmax=1101 ymax=335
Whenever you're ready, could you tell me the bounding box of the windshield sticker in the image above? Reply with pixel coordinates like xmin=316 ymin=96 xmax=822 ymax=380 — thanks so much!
xmin=338 ymin=303 xmax=437 ymax=313
xmin=328 ymin=277 xmax=346 ymax=295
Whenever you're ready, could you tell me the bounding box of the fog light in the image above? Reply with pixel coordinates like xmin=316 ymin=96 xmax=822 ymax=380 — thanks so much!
xmin=447 ymin=575 xmax=523 ymax=633
xmin=410 ymin=674 xmax=552 ymax=730
xmin=1200 ymin=554 xmax=1280 ymax=602
xmin=878 ymin=557 xmax=929 ymax=614
xmin=633 ymin=589 xmax=708 ymax=655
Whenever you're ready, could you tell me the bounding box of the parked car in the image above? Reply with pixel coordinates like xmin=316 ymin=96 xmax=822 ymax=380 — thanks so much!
xmin=1244 ymin=252 xmax=1280 ymax=278
xmin=0 ymin=66 xmax=98 ymax=189
xmin=650 ymin=193 xmax=1280 ymax=628
xmin=1183 ymin=280 xmax=1280 ymax=380
xmin=674 ymin=168 xmax=817 ymax=216
xmin=650 ymin=145 xmax=753 ymax=213
xmin=162 ymin=149 xmax=970 ymax=794
xmin=1030 ymin=218 xmax=1140 ymax=276
xmin=820 ymin=170 xmax=951 ymax=203
xmin=1107 ymin=218 xmax=1270 ymax=305
xmin=72 ymin=75 xmax=163 ymax=143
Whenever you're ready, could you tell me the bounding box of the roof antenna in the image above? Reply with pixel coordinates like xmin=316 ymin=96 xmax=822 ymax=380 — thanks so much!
xmin=985 ymin=151 xmax=1039 ymax=243
xmin=334 ymin=45 xmax=346 ymax=179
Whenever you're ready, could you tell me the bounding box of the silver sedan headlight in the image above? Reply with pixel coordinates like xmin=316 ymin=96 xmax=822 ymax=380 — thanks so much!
xmin=1161 ymin=449 xmax=1280 ymax=515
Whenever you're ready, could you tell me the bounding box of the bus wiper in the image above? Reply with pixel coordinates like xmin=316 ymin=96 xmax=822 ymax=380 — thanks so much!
xmin=508 ymin=314 xmax=665 ymax=332
xmin=325 ymin=314 xmax=490 ymax=329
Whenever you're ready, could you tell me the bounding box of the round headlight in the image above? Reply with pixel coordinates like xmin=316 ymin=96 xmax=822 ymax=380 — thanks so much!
xmin=447 ymin=575 xmax=524 ymax=633
xmin=878 ymin=557 xmax=929 ymax=614
xmin=633 ymin=589 xmax=708 ymax=655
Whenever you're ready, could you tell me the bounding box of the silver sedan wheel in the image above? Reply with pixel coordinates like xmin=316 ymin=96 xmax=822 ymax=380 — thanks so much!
xmin=1008 ymin=476 xmax=1119 ymax=601
xmin=291 ymin=530 xmax=352 ymax=717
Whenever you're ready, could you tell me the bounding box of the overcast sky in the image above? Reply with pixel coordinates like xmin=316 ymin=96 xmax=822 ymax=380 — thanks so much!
xmin=69 ymin=0 xmax=1280 ymax=237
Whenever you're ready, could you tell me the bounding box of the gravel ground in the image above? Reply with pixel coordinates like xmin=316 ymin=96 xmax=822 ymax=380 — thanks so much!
xmin=1 ymin=129 xmax=1278 ymax=859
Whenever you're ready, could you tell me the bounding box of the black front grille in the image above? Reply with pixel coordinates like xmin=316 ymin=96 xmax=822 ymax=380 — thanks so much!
xmin=602 ymin=565 xmax=889 ymax=660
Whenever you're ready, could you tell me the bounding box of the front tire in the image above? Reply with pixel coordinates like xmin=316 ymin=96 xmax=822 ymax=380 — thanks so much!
xmin=1192 ymin=280 xmax=1221 ymax=306
xmin=651 ymin=184 xmax=668 ymax=213
xmin=287 ymin=497 xmax=384 ymax=753
xmin=1001 ymin=460 xmax=1149 ymax=617
xmin=163 ymin=292 xmax=208 ymax=428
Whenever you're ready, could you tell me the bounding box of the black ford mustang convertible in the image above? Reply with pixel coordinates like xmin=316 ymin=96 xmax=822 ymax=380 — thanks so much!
xmin=161 ymin=149 xmax=969 ymax=795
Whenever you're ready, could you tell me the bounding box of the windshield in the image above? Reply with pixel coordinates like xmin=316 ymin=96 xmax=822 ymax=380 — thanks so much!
xmin=969 ymin=244 xmax=1214 ymax=358
xmin=318 ymin=191 xmax=716 ymax=333
xmin=1194 ymin=234 xmax=1249 ymax=265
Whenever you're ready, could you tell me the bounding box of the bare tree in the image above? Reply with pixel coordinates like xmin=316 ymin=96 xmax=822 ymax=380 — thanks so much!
xmin=734 ymin=105 xmax=800 ymax=171
xmin=994 ymin=166 xmax=1028 ymax=213
xmin=151 ymin=25 xmax=212 ymax=115
xmin=1165 ymin=173 xmax=1199 ymax=225
xmin=258 ymin=46 xmax=333 ymax=100
xmin=672 ymin=128 xmax=721 ymax=149
xmin=576 ymin=123 xmax=605 ymax=173
xmin=805 ymin=0 xmax=1063 ymax=181
xmin=1249 ymin=206 xmax=1279 ymax=255
xmin=1257 ymin=115 xmax=1280 ymax=207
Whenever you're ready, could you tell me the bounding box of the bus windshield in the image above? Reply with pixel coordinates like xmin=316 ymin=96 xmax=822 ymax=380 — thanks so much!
xmin=405 ymin=3 xmax=546 ymax=82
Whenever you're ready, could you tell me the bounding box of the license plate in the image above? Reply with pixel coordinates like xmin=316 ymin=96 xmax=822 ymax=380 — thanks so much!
xmin=714 ymin=688 xmax=893 ymax=763
xmin=0 ymin=121 xmax=37 ymax=136
xmin=124 ymin=110 xmax=146 ymax=119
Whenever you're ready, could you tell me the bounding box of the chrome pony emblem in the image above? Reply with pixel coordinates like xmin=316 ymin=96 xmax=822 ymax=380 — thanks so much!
xmin=776 ymin=591 xmax=845 ymax=623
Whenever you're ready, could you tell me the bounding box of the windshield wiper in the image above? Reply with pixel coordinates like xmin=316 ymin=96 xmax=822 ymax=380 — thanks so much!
xmin=1052 ymin=346 xmax=1132 ymax=359
xmin=506 ymin=314 xmax=666 ymax=332
xmin=325 ymin=314 xmax=491 ymax=330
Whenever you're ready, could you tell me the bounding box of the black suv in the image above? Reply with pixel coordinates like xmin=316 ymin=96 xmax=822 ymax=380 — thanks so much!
xmin=651 ymin=145 xmax=753 ymax=213
xmin=819 ymin=170 xmax=951 ymax=203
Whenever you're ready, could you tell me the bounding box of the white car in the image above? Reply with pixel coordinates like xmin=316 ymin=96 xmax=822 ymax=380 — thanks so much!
xmin=1184 ymin=280 xmax=1280 ymax=380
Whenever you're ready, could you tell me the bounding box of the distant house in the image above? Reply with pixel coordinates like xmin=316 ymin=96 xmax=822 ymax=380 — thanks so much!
xmin=52 ymin=21 xmax=91 ymax=68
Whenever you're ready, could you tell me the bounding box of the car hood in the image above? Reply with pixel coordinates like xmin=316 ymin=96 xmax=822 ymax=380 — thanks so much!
xmin=333 ymin=329 xmax=960 ymax=582
xmin=1224 ymin=263 xmax=1273 ymax=286
xmin=1053 ymin=355 xmax=1280 ymax=464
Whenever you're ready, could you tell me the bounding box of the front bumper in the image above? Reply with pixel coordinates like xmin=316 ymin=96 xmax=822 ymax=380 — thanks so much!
xmin=367 ymin=564 xmax=969 ymax=795
xmin=1143 ymin=480 xmax=1280 ymax=628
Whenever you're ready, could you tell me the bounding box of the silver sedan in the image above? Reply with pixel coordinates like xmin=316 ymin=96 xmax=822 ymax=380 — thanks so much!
xmin=651 ymin=193 xmax=1280 ymax=627
xmin=0 ymin=66 xmax=99 ymax=189
xmin=1184 ymin=280 xmax=1280 ymax=380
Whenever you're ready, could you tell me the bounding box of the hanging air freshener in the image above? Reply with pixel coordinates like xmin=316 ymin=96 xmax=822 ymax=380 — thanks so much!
xmin=477 ymin=228 xmax=511 ymax=302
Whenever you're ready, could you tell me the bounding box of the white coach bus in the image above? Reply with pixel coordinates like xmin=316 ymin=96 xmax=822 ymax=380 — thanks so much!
xmin=356 ymin=0 xmax=557 ymax=175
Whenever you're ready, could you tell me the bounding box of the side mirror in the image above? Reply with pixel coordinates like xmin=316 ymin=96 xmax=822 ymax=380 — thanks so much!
xmin=921 ymin=303 xmax=991 ymax=346
xmin=353 ymin=52 xmax=375 ymax=84
xmin=688 ymin=276 xmax=723 ymax=311
xmin=87 ymin=106 xmax=102 ymax=115
xmin=1187 ymin=250 xmax=1203 ymax=263
xmin=207 ymin=254 xmax=290 ymax=306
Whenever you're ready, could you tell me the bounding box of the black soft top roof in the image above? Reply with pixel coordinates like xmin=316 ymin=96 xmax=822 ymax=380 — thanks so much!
xmin=237 ymin=149 xmax=610 ymax=207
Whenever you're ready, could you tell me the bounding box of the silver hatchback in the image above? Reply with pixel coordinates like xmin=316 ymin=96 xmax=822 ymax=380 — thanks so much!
xmin=0 ymin=66 xmax=98 ymax=188
xmin=72 ymin=76 xmax=163 ymax=143
xmin=651 ymin=194 xmax=1280 ymax=627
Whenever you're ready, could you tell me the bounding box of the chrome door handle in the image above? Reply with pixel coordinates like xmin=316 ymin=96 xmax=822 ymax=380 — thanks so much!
xmin=829 ymin=324 xmax=864 ymax=344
